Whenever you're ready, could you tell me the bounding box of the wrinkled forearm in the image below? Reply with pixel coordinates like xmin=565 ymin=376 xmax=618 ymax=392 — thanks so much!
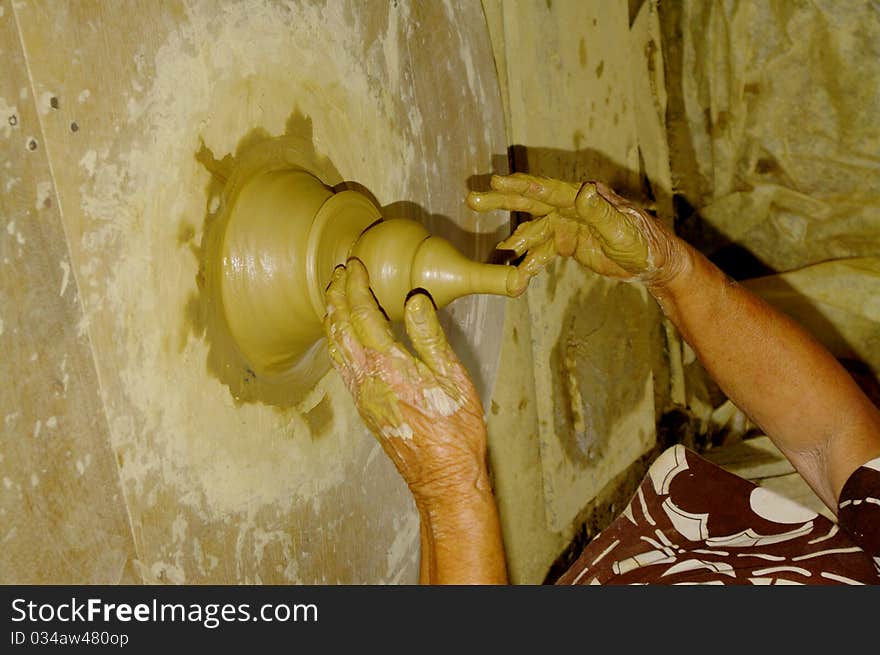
xmin=416 ymin=468 xmax=508 ymax=585
xmin=648 ymin=239 xmax=880 ymax=509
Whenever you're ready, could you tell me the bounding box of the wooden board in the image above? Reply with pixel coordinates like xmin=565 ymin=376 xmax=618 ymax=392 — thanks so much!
xmin=0 ymin=0 xmax=138 ymax=583
xmin=499 ymin=0 xmax=667 ymax=532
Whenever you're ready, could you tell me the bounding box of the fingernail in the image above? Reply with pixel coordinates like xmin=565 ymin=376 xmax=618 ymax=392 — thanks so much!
xmin=580 ymin=182 xmax=599 ymax=202
xmin=325 ymin=271 xmax=341 ymax=293
xmin=407 ymin=294 xmax=433 ymax=324
xmin=408 ymin=293 xmax=428 ymax=312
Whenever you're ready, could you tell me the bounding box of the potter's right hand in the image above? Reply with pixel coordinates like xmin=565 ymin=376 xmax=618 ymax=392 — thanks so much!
xmin=466 ymin=173 xmax=684 ymax=294
xmin=323 ymin=259 xmax=491 ymax=508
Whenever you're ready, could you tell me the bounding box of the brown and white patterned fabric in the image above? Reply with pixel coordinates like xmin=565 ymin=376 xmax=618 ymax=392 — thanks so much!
xmin=838 ymin=456 xmax=880 ymax=560
xmin=557 ymin=445 xmax=880 ymax=585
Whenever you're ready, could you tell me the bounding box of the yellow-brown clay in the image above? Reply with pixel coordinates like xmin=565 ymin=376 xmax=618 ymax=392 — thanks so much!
xmin=216 ymin=142 xmax=517 ymax=381
xmin=350 ymin=220 xmax=517 ymax=319
xmin=349 ymin=219 xmax=432 ymax=319
xmin=219 ymin=164 xmax=379 ymax=379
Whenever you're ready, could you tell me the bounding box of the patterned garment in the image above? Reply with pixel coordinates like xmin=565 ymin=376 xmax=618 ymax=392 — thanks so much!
xmin=557 ymin=445 xmax=880 ymax=585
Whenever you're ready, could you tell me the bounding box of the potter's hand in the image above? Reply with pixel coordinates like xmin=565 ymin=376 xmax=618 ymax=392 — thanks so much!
xmin=323 ymin=259 xmax=489 ymax=505
xmin=467 ymin=173 xmax=683 ymax=294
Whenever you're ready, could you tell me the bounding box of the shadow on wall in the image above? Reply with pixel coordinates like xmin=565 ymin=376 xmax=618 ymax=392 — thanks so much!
xmin=506 ymin=143 xmax=653 ymax=209
xmin=673 ymin=193 xmax=777 ymax=280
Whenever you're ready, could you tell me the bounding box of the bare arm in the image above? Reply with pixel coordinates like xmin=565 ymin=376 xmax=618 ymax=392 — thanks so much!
xmin=417 ymin=476 xmax=507 ymax=584
xmin=468 ymin=173 xmax=880 ymax=512
xmin=648 ymin=243 xmax=880 ymax=510
xmin=324 ymin=260 xmax=507 ymax=584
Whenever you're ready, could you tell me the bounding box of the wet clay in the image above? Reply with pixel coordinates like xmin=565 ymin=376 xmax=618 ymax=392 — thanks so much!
xmin=350 ymin=219 xmax=516 ymax=318
xmin=214 ymin=136 xmax=518 ymax=384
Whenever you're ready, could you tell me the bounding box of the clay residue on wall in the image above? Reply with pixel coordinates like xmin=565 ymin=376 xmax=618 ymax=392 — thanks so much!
xmin=482 ymin=0 xmax=675 ymax=581
xmin=85 ymin=0 xmax=420 ymax=522
xmin=5 ymin=0 xmax=511 ymax=583
xmin=20 ymin=0 xmax=438 ymax=583
xmin=550 ymin=280 xmax=657 ymax=466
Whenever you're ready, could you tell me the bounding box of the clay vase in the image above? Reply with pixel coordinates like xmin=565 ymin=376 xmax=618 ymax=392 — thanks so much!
xmin=216 ymin=146 xmax=515 ymax=382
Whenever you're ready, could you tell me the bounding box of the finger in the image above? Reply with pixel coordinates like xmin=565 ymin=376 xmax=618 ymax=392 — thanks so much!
xmin=504 ymin=239 xmax=558 ymax=295
xmin=325 ymin=337 xmax=341 ymax=368
xmin=324 ymin=265 xmax=365 ymax=372
xmin=496 ymin=215 xmax=552 ymax=255
xmin=345 ymin=258 xmax=396 ymax=352
xmin=575 ymin=181 xmax=623 ymax=230
xmin=490 ymin=173 xmax=580 ymax=207
xmin=552 ymin=215 xmax=581 ymax=257
xmin=574 ymin=238 xmax=632 ymax=278
xmin=576 ymin=183 xmax=649 ymax=272
xmin=593 ymin=180 xmax=639 ymax=212
xmin=466 ymin=190 xmax=555 ymax=216
xmin=404 ymin=292 xmax=461 ymax=377
xmin=516 ymin=238 xmax=557 ymax=280
xmin=325 ymin=335 xmax=357 ymax=389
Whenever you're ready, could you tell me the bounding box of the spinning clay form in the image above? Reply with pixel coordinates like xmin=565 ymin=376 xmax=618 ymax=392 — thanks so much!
xmin=213 ymin=137 xmax=517 ymax=381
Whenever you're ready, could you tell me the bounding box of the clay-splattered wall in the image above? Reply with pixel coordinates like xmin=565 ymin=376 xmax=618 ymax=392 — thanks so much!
xmin=0 ymin=1 xmax=138 ymax=582
xmin=0 ymin=0 xmax=509 ymax=584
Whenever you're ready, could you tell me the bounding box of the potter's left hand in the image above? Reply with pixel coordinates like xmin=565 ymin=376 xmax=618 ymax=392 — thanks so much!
xmin=323 ymin=259 xmax=490 ymax=507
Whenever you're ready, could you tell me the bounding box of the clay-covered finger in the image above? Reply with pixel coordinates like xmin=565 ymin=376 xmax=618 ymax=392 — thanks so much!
xmin=324 ymin=266 xmax=364 ymax=370
xmin=324 ymin=331 xmax=343 ymax=367
xmin=404 ymin=292 xmax=459 ymax=376
xmin=496 ymin=215 xmax=552 ymax=255
xmin=466 ymin=190 xmax=555 ymax=216
xmin=575 ymin=182 xmax=623 ymax=228
xmin=512 ymin=238 xmax=557 ymax=290
xmin=576 ymin=183 xmax=649 ymax=270
xmin=345 ymin=258 xmax=396 ymax=352
xmin=490 ymin=173 xmax=580 ymax=208
xmin=324 ymin=331 xmax=358 ymax=389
